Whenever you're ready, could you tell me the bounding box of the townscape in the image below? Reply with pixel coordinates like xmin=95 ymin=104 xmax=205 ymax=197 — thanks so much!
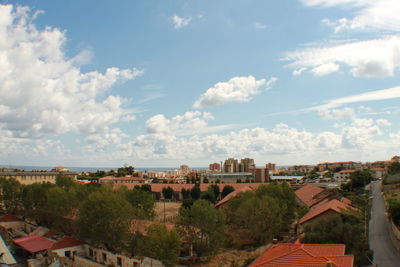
xmin=0 ymin=156 xmax=400 ymax=266
xmin=2 ymin=0 xmax=400 ymax=266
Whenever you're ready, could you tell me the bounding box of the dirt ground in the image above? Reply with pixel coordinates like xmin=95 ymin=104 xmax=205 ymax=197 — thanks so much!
xmin=155 ymin=202 xmax=181 ymax=222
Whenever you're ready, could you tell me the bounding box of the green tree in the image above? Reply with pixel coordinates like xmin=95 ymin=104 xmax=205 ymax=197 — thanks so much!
xmin=302 ymin=212 xmax=372 ymax=266
xmin=140 ymin=184 xmax=152 ymax=192
xmin=0 ymin=178 xmax=22 ymax=214
xmin=209 ymin=185 xmax=220 ymax=199
xmin=178 ymin=199 xmax=225 ymax=256
xmin=225 ymin=191 xmax=282 ymax=247
xmin=120 ymin=187 xmax=155 ymax=219
xmin=190 ymin=185 xmax=201 ymax=200
xmin=135 ymin=223 xmax=181 ymax=267
xmin=346 ymin=170 xmax=373 ymax=192
xmin=221 ymin=185 xmax=235 ymax=198
xmin=388 ymin=161 xmax=400 ymax=175
xmin=388 ymin=199 xmax=400 ymax=226
xmin=78 ymin=189 xmax=134 ymax=251
xmin=162 ymin=186 xmax=174 ymax=200
xmin=55 ymin=175 xmax=76 ymax=189
xmin=200 ymin=189 xmax=216 ymax=203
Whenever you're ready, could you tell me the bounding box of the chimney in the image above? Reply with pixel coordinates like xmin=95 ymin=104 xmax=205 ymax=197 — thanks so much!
xmin=326 ymin=261 xmax=333 ymax=267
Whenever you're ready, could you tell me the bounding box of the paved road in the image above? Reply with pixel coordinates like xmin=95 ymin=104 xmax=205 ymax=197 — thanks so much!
xmin=369 ymin=181 xmax=400 ymax=267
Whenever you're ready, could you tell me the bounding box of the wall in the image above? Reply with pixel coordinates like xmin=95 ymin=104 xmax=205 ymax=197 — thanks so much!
xmin=389 ymin=219 xmax=400 ymax=253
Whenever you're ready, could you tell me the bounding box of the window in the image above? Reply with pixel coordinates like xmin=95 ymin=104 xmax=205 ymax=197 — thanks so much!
xmin=117 ymin=257 xmax=122 ymax=266
xmin=65 ymin=251 xmax=71 ymax=258
xmin=89 ymin=248 xmax=93 ymax=258
xmin=102 ymin=253 xmax=107 ymax=262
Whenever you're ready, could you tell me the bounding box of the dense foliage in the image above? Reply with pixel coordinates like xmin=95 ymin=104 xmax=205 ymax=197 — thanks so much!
xmin=224 ymin=183 xmax=296 ymax=248
xmin=302 ymin=212 xmax=372 ymax=266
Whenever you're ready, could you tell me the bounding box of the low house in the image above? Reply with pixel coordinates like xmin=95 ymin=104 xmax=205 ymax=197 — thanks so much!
xmin=297 ymin=199 xmax=353 ymax=233
xmin=0 ymin=214 xmax=36 ymax=240
xmin=333 ymin=170 xmax=356 ymax=182
xmin=295 ymin=184 xmax=325 ymax=207
xmin=295 ymin=184 xmax=351 ymax=209
xmin=215 ymin=185 xmax=255 ymax=208
xmin=249 ymin=243 xmax=354 ymax=267
xmin=13 ymin=235 xmax=54 ymax=255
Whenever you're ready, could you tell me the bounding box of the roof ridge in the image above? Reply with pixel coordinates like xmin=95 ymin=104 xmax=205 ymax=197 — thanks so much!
xmin=256 ymin=244 xmax=306 ymax=265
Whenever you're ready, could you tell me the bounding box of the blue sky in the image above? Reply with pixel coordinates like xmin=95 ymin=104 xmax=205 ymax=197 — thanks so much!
xmin=0 ymin=0 xmax=400 ymax=168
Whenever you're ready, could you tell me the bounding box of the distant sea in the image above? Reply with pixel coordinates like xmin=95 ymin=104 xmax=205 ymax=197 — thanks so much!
xmin=0 ymin=164 xmax=208 ymax=173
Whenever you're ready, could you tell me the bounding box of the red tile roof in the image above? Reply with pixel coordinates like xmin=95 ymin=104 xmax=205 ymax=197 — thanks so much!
xmin=215 ymin=185 xmax=255 ymax=207
xmin=295 ymin=184 xmax=325 ymax=207
xmin=298 ymin=199 xmax=353 ymax=225
xmin=13 ymin=235 xmax=54 ymax=253
xmin=99 ymin=176 xmax=146 ymax=182
xmin=0 ymin=214 xmax=23 ymax=222
xmin=249 ymin=244 xmax=353 ymax=267
xmin=50 ymin=236 xmax=84 ymax=251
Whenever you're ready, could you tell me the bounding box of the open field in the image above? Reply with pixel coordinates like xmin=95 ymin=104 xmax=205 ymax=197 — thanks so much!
xmin=155 ymin=202 xmax=181 ymax=222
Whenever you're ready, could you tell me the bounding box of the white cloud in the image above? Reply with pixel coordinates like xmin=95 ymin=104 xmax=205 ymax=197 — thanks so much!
xmin=255 ymin=22 xmax=267 ymax=29
xmin=318 ymin=107 xmax=356 ymax=120
xmin=171 ymin=15 xmax=191 ymax=29
xmin=193 ymin=76 xmax=277 ymax=108
xmin=310 ymin=85 xmax=400 ymax=110
xmin=0 ymin=4 xmax=142 ymax=139
xmin=293 ymin=67 xmax=307 ymax=76
xmin=311 ymin=62 xmax=340 ymax=76
xmin=284 ymin=35 xmax=400 ymax=77
xmin=146 ymin=111 xmax=236 ymax=136
xmin=302 ymin=0 xmax=400 ymax=32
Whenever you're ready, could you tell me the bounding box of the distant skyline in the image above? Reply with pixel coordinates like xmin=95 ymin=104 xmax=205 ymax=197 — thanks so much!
xmin=0 ymin=1 xmax=400 ymax=168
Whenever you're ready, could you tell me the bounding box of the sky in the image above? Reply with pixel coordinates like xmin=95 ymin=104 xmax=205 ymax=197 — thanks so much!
xmin=0 ymin=0 xmax=400 ymax=168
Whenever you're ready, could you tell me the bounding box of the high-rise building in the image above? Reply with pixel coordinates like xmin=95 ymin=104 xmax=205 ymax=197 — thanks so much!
xmin=252 ymin=168 xmax=270 ymax=183
xmin=209 ymin=162 xmax=221 ymax=172
xmin=224 ymin=158 xmax=239 ymax=173
xmin=180 ymin=165 xmax=189 ymax=174
xmin=266 ymin=163 xmax=276 ymax=173
xmin=239 ymin=158 xmax=255 ymax=172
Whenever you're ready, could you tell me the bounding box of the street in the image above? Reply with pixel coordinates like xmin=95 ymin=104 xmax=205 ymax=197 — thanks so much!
xmin=369 ymin=181 xmax=400 ymax=267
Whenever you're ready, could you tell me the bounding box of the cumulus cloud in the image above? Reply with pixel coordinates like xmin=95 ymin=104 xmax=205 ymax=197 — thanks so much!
xmin=0 ymin=4 xmax=142 ymax=139
xmin=193 ymin=76 xmax=277 ymax=108
xmin=171 ymin=15 xmax=191 ymax=29
xmin=284 ymin=36 xmax=400 ymax=77
xmin=301 ymin=0 xmax=400 ymax=32
xmin=146 ymin=111 xmax=236 ymax=136
xmin=113 ymin=115 xmax=396 ymax=163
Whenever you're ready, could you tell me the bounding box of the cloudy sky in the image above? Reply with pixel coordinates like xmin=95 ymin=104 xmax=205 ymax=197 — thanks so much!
xmin=1 ymin=0 xmax=400 ymax=168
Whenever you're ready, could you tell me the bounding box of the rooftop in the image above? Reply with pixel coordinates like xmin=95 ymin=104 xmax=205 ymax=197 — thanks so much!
xmin=13 ymin=235 xmax=54 ymax=253
xmin=298 ymin=199 xmax=353 ymax=225
xmin=51 ymin=236 xmax=84 ymax=251
xmin=295 ymin=184 xmax=325 ymax=207
xmin=249 ymin=243 xmax=353 ymax=267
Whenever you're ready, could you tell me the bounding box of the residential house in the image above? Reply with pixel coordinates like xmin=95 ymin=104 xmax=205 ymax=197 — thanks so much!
xmin=249 ymin=243 xmax=354 ymax=267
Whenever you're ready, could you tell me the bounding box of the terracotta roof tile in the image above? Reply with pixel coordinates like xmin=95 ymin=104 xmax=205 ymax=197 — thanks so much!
xmin=0 ymin=214 xmax=23 ymax=222
xmin=249 ymin=244 xmax=353 ymax=267
xmin=298 ymin=199 xmax=353 ymax=225
xmin=13 ymin=235 xmax=54 ymax=253
xmin=295 ymin=184 xmax=325 ymax=207
xmin=50 ymin=236 xmax=84 ymax=251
